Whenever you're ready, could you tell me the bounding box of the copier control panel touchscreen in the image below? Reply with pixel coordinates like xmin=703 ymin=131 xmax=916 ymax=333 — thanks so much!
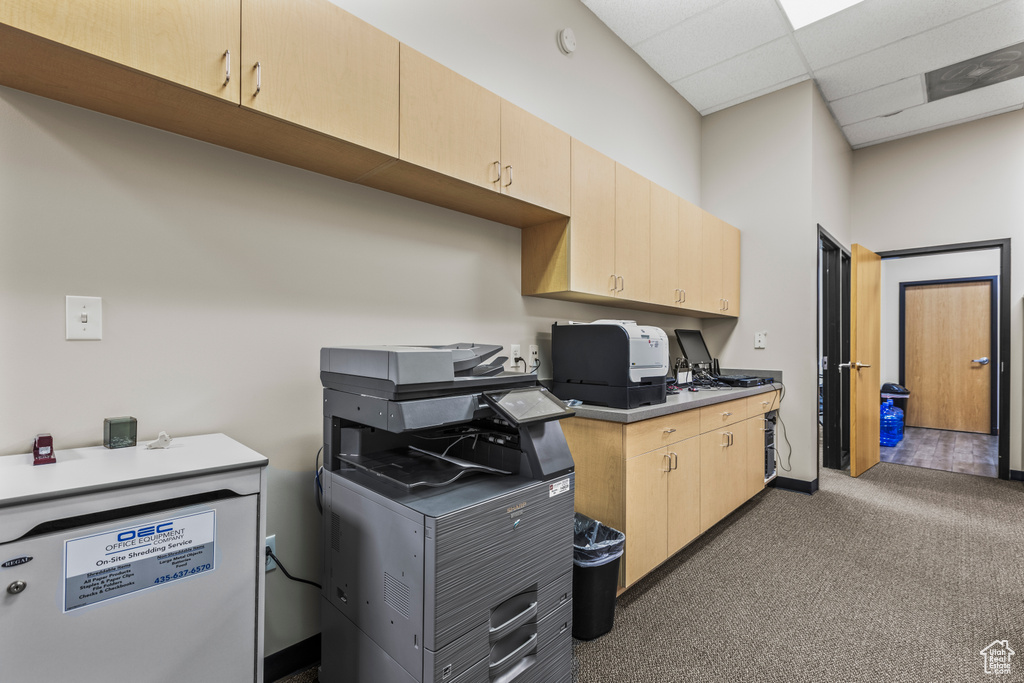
xmin=483 ymin=387 xmax=575 ymax=425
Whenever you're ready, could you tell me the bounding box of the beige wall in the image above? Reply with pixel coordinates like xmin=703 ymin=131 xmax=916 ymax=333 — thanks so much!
xmin=880 ymin=251 xmax=1001 ymax=386
xmin=0 ymin=0 xmax=703 ymax=657
xmin=702 ymin=81 xmax=823 ymax=484
xmin=851 ymin=108 xmax=1024 ymax=471
xmin=812 ymin=86 xmax=852 ymax=245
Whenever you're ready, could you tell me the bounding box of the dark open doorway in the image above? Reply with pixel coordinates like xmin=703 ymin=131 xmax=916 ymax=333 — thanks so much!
xmin=818 ymin=226 xmax=850 ymax=471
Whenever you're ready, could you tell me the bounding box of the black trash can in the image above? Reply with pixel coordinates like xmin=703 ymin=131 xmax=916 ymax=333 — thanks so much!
xmin=572 ymin=513 xmax=625 ymax=641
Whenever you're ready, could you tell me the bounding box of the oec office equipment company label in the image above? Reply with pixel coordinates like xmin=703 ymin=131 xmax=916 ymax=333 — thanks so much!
xmin=64 ymin=510 xmax=216 ymax=612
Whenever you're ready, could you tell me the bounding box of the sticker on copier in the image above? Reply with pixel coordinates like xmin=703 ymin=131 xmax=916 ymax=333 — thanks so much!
xmin=549 ymin=478 xmax=570 ymax=497
xmin=63 ymin=509 xmax=216 ymax=612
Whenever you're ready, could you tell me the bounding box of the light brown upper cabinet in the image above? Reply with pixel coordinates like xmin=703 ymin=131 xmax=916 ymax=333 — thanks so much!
xmin=566 ymin=139 xmax=617 ymax=296
xmin=500 ymin=101 xmax=570 ymax=214
xmin=700 ymin=211 xmax=740 ymax=316
xmin=399 ymin=45 xmax=502 ymax=190
xmin=651 ymin=186 xmax=704 ymax=309
xmin=1 ymin=0 xmax=240 ymax=102
xmin=398 ymin=46 xmax=569 ymax=214
xmin=241 ymin=0 xmax=399 ymax=157
xmin=614 ymin=164 xmax=651 ymax=302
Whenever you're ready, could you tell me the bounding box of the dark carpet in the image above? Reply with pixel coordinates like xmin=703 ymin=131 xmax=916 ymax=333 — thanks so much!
xmin=277 ymin=463 xmax=1024 ymax=682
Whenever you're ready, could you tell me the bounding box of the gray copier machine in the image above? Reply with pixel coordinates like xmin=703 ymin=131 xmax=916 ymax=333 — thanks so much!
xmin=320 ymin=344 xmax=576 ymax=683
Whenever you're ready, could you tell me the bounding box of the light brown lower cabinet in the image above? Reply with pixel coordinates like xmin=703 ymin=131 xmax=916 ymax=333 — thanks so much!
xmin=563 ymin=389 xmax=778 ymax=590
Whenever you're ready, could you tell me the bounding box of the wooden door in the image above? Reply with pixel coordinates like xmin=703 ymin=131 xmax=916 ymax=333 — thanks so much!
xmin=850 ymin=244 xmax=881 ymax=477
xmin=241 ymin=0 xmax=398 ymax=156
xmin=624 ymin=449 xmax=670 ymax=586
xmin=568 ymin=140 xmax=616 ymax=296
xmin=666 ymin=438 xmax=700 ymax=555
xmin=650 ymin=183 xmax=681 ymax=307
xmin=678 ymin=198 xmax=703 ymax=309
xmin=1 ymin=0 xmax=240 ymax=101
xmin=700 ymin=211 xmax=724 ymax=312
xmin=499 ymin=101 xmax=570 ymax=214
xmin=614 ymin=164 xmax=651 ymax=302
xmin=904 ymin=280 xmax=992 ymax=433
xmin=721 ymin=220 xmax=741 ymax=316
xmin=399 ymin=45 xmax=500 ymax=190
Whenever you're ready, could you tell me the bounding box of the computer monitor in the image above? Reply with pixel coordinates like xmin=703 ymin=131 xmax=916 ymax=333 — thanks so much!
xmin=674 ymin=329 xmax=713 ymax=366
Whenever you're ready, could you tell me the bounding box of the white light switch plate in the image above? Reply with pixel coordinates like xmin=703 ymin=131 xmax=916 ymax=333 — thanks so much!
xmin=66 ymin=296 xmax=102 ymax=340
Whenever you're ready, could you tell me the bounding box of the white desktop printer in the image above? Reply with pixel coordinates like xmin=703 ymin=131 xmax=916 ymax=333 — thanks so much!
xmin=551 ymin=320 xmax=669 ymax=409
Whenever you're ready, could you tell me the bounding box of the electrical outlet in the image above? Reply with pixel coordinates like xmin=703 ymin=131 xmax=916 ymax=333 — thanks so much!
xmin=754 ymin=331 xmax=767 ymax=349
xmin=265 ymin=535 xmax=277 ymax=572
xmin=510 ymin=344 xmax=521 ymax=372
xmin=529 ymin=345 xmax=539 ymax=370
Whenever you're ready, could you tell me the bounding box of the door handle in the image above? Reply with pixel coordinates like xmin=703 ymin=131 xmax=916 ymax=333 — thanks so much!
xmin=664 ymin=453 xmax=673 ymax=472
xmin=972 ymin=357 xmax=990 ymax=365
xmin=838 ymin=361 xmax=871 ymax=370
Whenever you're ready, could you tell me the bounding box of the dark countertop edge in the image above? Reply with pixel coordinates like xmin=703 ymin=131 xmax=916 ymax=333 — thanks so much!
xmin=569 ymin=383 xmax=782 ymax=424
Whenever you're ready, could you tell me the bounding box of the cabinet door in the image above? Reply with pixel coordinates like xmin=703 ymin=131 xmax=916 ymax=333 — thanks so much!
xmin=700 ymin=210 xmax=724 ymax=312
xmin=499 ymin=101 xmax=570 ymax=214
xmin=699 ymin=428 xmax=746 ymax=532
xmin=1 ymin=0 xmax=240 ymax=101
xmin=649 ymin=183 xmax=680 ymax=307
xmin=721 ymin=219 xmax=741 ymax=316
xmin=399 ymin=45 xmax=501 ymax=190
xmin=614 ymin=164 xmax=651 ymax=302
xmin=746 ymin=416 xmax=767 ymax=500
xmin=666 ymin=437 xmax=700 ymax=556
xmin=241 ymin=0 xmax=399 ymax=156
xmin=568 ymin=139 xmax=617 ymax=297
xmin=678 ymin=198 xmax=703 ymax=309
xmin=624 ymin=449 xmax=670 ymax=586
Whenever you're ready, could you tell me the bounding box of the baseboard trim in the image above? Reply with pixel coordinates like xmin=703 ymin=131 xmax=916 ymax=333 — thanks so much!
xmin=769 ymin=476 xmax=818 ymax=494
xmin=264 ymin=633 xmax=320 ymax=683
xmin=1011 ymin=470 xmax=1024 ymax=482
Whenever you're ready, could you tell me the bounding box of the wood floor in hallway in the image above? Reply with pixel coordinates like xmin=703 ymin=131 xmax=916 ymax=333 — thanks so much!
xmin=880 ymin=426 xmax=997 ymax=478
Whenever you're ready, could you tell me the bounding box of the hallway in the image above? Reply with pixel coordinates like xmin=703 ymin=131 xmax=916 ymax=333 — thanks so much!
xmin=880 ymin=426 xmax=997 ymax=478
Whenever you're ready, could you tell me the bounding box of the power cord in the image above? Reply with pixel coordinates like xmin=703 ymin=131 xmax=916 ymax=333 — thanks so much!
xmin=314 ymin=446 xmax=324 ymax=515
xmin=513 ymin=356 xmax=527 ymax=372
xmin=773 ymin=381 xmax=794 ymax=472
xmin=266 ymin=546 xmax=322 ymax=590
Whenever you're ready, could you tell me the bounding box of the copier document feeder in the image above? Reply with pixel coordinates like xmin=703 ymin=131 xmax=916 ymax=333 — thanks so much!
xmin=320 ymin=344 xmax=577 ymax=683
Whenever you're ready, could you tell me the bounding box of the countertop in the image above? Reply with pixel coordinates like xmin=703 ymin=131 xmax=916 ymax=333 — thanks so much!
xmin=569 ymin=383 xmax=781 ymax=424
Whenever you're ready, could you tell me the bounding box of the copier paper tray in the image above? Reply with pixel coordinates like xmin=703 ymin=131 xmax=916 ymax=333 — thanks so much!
xmin=337 ymin=447 xmax=510 ymax=491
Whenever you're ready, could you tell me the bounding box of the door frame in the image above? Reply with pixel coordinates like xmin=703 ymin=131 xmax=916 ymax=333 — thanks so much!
xmin=818 ymin=225 xmax=850 ymax=471
xmin=879 ymin=239 xmax=1010 ymax=480
xmin=898 ymin=276 xmax=998 ymax=435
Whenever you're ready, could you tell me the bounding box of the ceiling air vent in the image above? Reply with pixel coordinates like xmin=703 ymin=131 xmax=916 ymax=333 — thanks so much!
xmin=925 ymin=42 xmax=1024 ymax=102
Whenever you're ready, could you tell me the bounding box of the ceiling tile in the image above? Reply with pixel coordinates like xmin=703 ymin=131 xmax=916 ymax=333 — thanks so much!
xmin=671 ymin=37 xmax=808 ymax=112
xmin=842 ymin=76 xmax=1024 ymax=146
xmin=633 ymin=0 xmax=790 ymax=83
xmin=815 ymin=0 xmax=1024 ymax=101
xmin=830 ymin=77 xmax=927 ymax=125
xmin=580 ymin=0 xmax=725 ymax=47
xmin=795 ymin=0 xmax=1008 ymax=70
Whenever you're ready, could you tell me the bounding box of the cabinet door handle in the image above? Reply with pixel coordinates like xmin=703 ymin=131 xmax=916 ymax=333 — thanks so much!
xmin=725 ymin=299 xmax=730 ymax=311
xmin=672 ymin=452 xmax=679 ymax=470
xmin=663 ymin=428 xmax=676 ymax=434
xmin=729 ymin=432 xmax=734 ymax=446
xmin=223 ymin=49 xmax=231 ymax=86
xmin=610 ymin=274 xmax=617 ymax=292
xmin=722 ymin=411 xmax=732 ymax=418
xmin=721 ymin=433 xmax=729 ymax=448
xmin=254 ymin=61 xmax=261 ymax=95
xmin=504 ymin=165 xmax=513 ymax=187
xmin=493 ymin=161 xmax=502 ymax=184
xmin=680 ymin=288 xmax=686 ymax=303
xmin=663 ymin=453 xmax=673 ymax=472
xmin=617 ymin=276 xmax=624 ymax=292
xmin=674 ymin=288 xmax=680 ymax=303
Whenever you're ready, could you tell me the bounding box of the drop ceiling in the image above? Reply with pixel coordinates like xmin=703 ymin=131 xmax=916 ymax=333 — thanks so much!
xmin=580 ymin=0 xmax=1024 ymax=148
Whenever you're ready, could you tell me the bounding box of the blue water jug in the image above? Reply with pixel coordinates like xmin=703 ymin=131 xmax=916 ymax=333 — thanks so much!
xmin=880 ymin=399 xmax=901 ymax=447
xmin=891 ymin=403 xmax=904 ymax=442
